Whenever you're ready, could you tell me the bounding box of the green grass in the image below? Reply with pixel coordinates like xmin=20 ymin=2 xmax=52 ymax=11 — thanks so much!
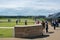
xmin=0 ymin=18 xmax=45 ymax=27
xmin=0 ymin=18 xmax=45 ymax=38
xmin=0 ymin=22 xmax=16 ymax=27
xmin=0 ymin=18 xmax=34 ymax=27
xmin=0 ymin=28 xmax=13 ymax=38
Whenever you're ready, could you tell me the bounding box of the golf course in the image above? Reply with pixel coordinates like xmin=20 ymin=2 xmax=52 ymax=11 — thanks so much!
xmin=0 ymin=18 xmax=45 ymax=38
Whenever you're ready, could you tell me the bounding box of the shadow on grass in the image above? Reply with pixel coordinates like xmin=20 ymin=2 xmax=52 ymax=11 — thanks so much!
xmin=0 ymin=34 xmax=3 ymax=37
xmin=20 ymin=35 xmax=49 ymax=39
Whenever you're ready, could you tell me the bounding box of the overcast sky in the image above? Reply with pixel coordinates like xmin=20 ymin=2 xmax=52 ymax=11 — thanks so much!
xmin=0 ymin=0 xmax=60 ymax=16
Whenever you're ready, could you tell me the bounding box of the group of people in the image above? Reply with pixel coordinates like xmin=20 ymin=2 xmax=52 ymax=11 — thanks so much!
xmin=16 ymin=19 xmax=27 ymax=25
xmin=41 ymin=20 xmax=48 ymax=33
xmin=16 ymin=19 xmax=59 ymax=33
xmin=35 ymin=20 xmax=48 ymax=33
xmin=51 ymin=20 xmax=59 ymax=30
xmin=35 ymin=19 xmax=59 ymax=33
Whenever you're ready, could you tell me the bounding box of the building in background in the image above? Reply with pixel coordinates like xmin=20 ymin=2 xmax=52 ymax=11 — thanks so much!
xmin=48 ymin=12 xmax=60 ymax=23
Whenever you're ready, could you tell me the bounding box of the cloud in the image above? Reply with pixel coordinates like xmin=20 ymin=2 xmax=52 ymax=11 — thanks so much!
xmin=0 ymin=0 xmax=60 ymax=16
xmin=0 ymin=8 xmax=57 ymax=16
xmin=0 ymin=0 xmax=60 ymax=10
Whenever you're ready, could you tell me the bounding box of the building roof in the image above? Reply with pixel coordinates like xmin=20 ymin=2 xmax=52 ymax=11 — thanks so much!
xmin=48 ymin=12 xmax=60 ymax=19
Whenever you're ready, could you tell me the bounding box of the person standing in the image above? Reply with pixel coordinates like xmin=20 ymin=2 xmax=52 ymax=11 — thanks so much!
xmin=53 ymin=20 xmax=56 ymax=30
xmin=35 ymin=20 xmax=40 ymax=24
xmin=25 ymin=20 xmax=27 ymax=25
xmin=45 ymin=21 xmax=48 ymax=33
xmin=8 ymin=19 xmax=11 ymax=22
xmin=41 ymin=21 xmax=45 ymax=28
xmin=56 ymin=20 xmax=59 ymax=27
xmin=51 ymin=20 xmax=54 ymax=26
xmin=41 ymin=21 xmax=45 ymax=35
xmin=16 ymin=19 xmax=18 ymax=25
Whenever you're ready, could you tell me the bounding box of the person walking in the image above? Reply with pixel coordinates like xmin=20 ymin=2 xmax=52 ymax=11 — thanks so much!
xmin=53 ymin=20 xmax=56 ymax=30
xmin=45 ymin=21 xmax=48 ymax=33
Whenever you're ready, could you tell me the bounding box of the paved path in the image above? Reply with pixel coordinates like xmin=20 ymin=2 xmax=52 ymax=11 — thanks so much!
xmin=45 ymin=25 xmax=60 ymax=40
xmin=0 ymin=38 xmax=44 ymax=40
xmin=0 ymin=25 xmax=60 ymax=40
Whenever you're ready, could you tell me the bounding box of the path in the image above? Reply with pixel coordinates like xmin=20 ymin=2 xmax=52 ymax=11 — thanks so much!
xmin=46 ymin=25 xmax=60 ymax=40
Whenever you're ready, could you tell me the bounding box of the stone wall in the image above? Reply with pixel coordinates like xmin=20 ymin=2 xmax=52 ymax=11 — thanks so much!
xmin=14 ymin=24 xmax=44 ymax=38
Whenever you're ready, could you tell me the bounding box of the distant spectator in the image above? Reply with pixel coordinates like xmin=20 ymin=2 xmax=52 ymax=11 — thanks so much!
xmin=25 ymin=20 xmax=27 ymax=25
xmin=16 ymin=19 xmax=18 ymax=25
xmin=35 ymin=20 xmax=40 ymax=24
xmin=51 ymin=20 xmax=54 ymax=26
xmin=8 ymin=19 xmax=11 ymax=22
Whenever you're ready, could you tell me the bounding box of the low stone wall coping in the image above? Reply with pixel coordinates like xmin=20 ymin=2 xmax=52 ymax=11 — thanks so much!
xmin=15 ymin=24 xmax=42 ymax=27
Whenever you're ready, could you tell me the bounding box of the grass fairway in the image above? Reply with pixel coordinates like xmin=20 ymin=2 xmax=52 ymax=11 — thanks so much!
xmin=0 ymin=22 xmax=16 ymax=27
xmin=0 ymin=18 xmax=45 ymax=27
xmin=0 ymin=28 xmax=13 ymax=38
xmin=0 ymin=18 xmax=35 ymax=27
xmin=0 ymin=18 xmax=45 ymax=38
